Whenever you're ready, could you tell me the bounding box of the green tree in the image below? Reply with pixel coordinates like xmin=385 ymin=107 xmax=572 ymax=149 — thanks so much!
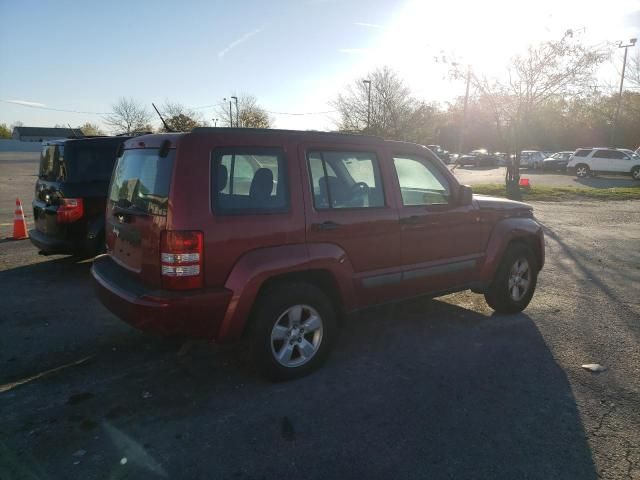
xmin=215 ymin=95 xmax=271 ymax=128
xmin=160 ymin=102 xmax=204 ymax=132
xmin=0 ymin=123 xmax=11 ymax=139
xmin=77 ymin=122 xmax=105 ymax=136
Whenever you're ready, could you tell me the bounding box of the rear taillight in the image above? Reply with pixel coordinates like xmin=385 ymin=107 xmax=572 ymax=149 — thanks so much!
xmin=160 ymin=231 xmax=203 ymax=290
xmin=57 ymin=198 xmax=84 ymax=223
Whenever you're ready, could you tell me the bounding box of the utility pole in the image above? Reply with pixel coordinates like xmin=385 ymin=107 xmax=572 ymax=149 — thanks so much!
xmin=611 ymin=38 xmax=637 ymax=145
xmin=363 ymin=79 xmax=371 ymax=131
xmin=457 ymin=66 xmax=471 ymax=156
xmin=224 ymin=98 xmax=233 ymax=127
xmin=231 ymin=96 xmax=239 ymax=128
xmin=212 ymin=118 xmax=218 ymax=127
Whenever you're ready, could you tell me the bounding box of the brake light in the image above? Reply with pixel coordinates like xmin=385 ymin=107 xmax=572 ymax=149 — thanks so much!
xmin=160 ymin=231 xmax=203 ymax=290
xmin=57 ymin=198 xmax=84 ymax=223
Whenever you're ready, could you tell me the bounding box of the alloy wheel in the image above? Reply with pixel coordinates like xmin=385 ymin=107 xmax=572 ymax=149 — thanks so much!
xmin=508 ymin=258 xmax=531 ymax=302
xmin=270 ymin=305 xmax=324 ymax=368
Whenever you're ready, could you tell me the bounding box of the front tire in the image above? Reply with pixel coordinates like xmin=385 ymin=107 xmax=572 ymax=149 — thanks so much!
xmin=249 ymin=283 xmax=337 ymax=381
xmin=575 ymin=164 xmax=590 ymax=178
xmin=631 ymin=166 xmax=640 ymax=181
xmin=484 ymin=243 xmax=538 ymax=314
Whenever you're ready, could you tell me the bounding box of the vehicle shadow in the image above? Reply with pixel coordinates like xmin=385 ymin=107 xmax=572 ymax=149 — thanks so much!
xmin=0 ymin=257 xmax=598 ymax=480
xmin=572 ymin=176 xmax=637 ymax=188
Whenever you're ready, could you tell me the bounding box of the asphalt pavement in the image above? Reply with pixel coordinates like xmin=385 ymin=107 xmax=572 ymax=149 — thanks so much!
xmin=449 ymin=164 xmax=638 ymax=189
xmin=1 ymin=200 xmax=639 ymax=479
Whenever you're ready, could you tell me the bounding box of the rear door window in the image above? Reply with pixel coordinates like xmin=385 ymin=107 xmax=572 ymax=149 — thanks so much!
xmin=574 ymin=149 xmax=592 ymax=157
xmin=211 ymin=147 xmax=288 ymax=214
xmin=307 ymin=151 xmax=384 ymax=209
xmin=109 ymin=149 xmax=175 ymax=216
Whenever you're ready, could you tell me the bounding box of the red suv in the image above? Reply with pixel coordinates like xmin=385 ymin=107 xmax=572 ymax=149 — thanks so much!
xmin=92 ymin=129 xmax=544 ymax=380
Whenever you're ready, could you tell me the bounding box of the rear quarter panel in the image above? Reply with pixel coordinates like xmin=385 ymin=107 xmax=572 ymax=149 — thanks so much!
xmin=169 ymin=133 xmax=307 ymax=289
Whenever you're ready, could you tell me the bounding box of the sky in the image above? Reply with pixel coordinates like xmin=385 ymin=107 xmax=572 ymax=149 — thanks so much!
xmin=1 ymin=0 xmax=638 ymax=132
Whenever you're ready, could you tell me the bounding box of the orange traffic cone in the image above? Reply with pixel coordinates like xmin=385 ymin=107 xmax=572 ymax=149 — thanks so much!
xmin=13 ymin=198 xmax=29 ymax=240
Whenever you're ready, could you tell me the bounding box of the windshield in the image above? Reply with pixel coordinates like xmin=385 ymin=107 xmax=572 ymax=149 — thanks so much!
xmin=109 ymin=149 xmax=175 ymax=216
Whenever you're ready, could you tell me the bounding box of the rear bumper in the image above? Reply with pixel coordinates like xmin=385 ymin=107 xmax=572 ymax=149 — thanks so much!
xmin=29 ymin=228 xmax=74 ymax=254
xmin=91 ymin=255 xmax=233 ymax=339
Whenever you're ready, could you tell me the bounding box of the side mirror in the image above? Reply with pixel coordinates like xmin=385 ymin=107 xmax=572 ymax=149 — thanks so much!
xmin=458 ymin=185 xmax=473 ymax=206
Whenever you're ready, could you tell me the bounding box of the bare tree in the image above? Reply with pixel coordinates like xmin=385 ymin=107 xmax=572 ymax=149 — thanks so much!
xmin=332 ymin=66 xmax=434 ymax=141
xmin=215 ymin=95 xmax=271 ymax=128
xmin=159 ymin=101 xmax=205 ymax=132
xmin=464 ymin=32 xmax=607 ymax=143
xmin=448 ymin=32 xmax=608 ymax=196
xmin=625 ymin=49 xmax=640 ymax=89
xmin=105 ymin=97 xmax=153 ymax=134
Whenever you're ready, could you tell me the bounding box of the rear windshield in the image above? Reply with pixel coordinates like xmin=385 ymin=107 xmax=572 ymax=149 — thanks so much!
xmin=39 ymin=145 xmax=64 ymax=180
xmin=109 ymin=149 xmax=175 ymax=216
xmin=39 ymin=143 xmax=119 ymax=182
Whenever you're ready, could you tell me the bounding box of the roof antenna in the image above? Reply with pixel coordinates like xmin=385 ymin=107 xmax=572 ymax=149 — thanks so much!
xmin=152 ymin=103 xmax=173 ymax=132
xmin=67 ymin=123 xmax=80 ymax=138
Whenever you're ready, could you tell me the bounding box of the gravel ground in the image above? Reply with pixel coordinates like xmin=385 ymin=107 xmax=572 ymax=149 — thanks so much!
xmin=1 ymin=200 xmax=638 ymax=479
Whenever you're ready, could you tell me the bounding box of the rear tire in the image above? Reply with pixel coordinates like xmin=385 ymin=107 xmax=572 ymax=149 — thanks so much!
xmin=484 ymin=243 xmax=538 ymax=314
xmin=249 ymin=283 xmax=337 ymax=381
xmin=631 ymin=166 xmax=640 ymax=181
xmin=575 ymin=164 xmax=590 ymax=178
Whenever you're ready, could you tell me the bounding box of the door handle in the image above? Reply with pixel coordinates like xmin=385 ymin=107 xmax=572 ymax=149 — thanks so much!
xmin=399 ymin=215 xmax=421 ymax=225
xmin=312 ymin=221 xmax=340 ymax=231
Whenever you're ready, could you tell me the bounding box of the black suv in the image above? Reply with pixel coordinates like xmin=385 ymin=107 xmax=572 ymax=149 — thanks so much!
xmin=30 ymin=136 xmax=131 ymax=256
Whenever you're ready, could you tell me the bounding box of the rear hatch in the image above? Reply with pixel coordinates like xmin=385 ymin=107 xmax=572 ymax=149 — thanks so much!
xmin=106 ymin=147 xmax=175 ymax=288
xmin=33 ymin=143 xmax=67 ymax=237
xmin=33 ymin=140 xmax=124 ymax=238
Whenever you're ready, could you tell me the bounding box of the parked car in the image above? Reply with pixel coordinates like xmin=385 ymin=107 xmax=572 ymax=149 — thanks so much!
xmin=92 ymin=128 xmax=545 ymax=380
xmin=455 ymin=149 xmax=498 ymax=167
xmin=567 ymin=147 xmax=640 ymax=179
xmin=542 ymin=151 xmax=573 ymax=171
xmin=30 ymin=136 xmax=131 ymax=256
xmin=427 ymin=144 xmax=450 ymax=164
xmin=519 ymin=150 xmax=545 ymax=169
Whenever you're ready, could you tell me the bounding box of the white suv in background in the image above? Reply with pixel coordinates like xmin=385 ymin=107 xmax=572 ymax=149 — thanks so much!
xmin=567 ymin=148 xmax=640 ymax=180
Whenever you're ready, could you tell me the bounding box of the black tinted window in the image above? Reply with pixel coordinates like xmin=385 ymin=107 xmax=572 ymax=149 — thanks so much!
xmin=211 ymin=147 xmax=288 ymax=214
xmin=307 ymin=151 xmax=384 ymax=209
xmin=65 ymin=146 xmax=118 ymax=181
xmin=607 ymin=150 xmax=626 ymax=159
xmin=109 ymin=149 xmax=174 ymax=216
xmin=39 ymin=145 xmax=64 ymax=180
